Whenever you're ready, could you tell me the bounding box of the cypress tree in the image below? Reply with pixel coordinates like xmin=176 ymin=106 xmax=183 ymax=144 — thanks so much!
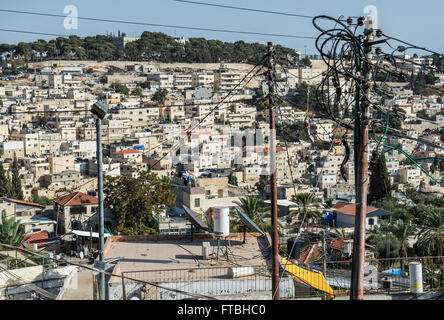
xmin=0 ymin=162 xmax=9 ymax=197
xmin=368 ymin=148 xmax=391 ymax=204
xmin=10 ymin=154 xmax=23 ymax=200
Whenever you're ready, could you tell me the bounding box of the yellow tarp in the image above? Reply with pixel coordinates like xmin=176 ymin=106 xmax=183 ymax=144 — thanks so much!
xmin=282 ymin=257 xmax=334 ymax=298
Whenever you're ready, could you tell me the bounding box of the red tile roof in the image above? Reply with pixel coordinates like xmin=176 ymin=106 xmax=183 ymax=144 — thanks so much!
xmin=253 ymin=146 xmax=286 ymax=153
xmin=7 ymin=198 xmax=45 ymax=208
xmin=53 ymin=192 xmax=98 ymax=206
xmin=299 ymin=244 xmax=320 ymax=264
xmin=332 ymin=201 xmax=349 ymax=209
xmin=329 ymin=238 xmax=345 ymax=251
xmin=20 ymin=231 xmax=53 ymax=249
xmin=333 ymin=202 xmax=378 ymax=216
xmin=112 ymin=149 xmax=142 ymax=155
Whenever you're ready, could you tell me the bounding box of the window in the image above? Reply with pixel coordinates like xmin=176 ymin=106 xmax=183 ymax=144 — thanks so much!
xmin=194 ymin=198 xmax=200 ymax=208
xmin=1 ymin=210 xmax=5 ymax=218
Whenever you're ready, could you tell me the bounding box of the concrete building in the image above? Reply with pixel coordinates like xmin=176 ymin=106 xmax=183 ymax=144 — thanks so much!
xmin=53 ymin=192 xmax=98 ymax=235
xmin=0 ymin=141 xmax=24 ymax=159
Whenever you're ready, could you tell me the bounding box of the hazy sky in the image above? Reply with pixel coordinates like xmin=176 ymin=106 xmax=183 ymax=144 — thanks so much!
xmin=0 ymin=0 xmax=442 ymax=55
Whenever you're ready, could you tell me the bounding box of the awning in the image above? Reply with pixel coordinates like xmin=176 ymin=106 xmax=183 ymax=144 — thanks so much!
xmin=282 ymin=257 xmax=334 ymax=298
xmin=71 ymin=230 xmax=112 ymax=238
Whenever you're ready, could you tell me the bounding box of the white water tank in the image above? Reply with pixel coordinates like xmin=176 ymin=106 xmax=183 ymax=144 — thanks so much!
xmin=228 ymin=267 xmax=255 ymax=278
xmin=213 ymin=207 xmax=230 ymax=237
xmin=409 ymin=261 xmax=423 ymax=294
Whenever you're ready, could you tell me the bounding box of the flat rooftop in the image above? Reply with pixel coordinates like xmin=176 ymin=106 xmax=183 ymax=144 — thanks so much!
xmin=105 ymin=233 xmax=270 ymax=283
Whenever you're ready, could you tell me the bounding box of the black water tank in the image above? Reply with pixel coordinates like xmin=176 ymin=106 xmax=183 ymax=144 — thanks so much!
xmin=286 ymin=238 xmax=305 ymax=259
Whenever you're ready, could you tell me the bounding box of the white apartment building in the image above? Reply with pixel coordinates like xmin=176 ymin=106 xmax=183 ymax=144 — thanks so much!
xmin=311 ymin=120 xmax=334 ymax=141
xmin=297 ymin=68 xmax=323 ymax=85
xmin=147 ymin=73 xmax=174 ymax=90
xmin=214 ymin=71 xmax=244 ymax=92
xmin=70 ymin=140 xmax=96 ymax=158
xmin=193 ymin=73 xmax=214 ymax=87
xmin=174 ymin=74 xmax=193 ymax=90
xmin=398 ymin=166 xmax=421 ymax=187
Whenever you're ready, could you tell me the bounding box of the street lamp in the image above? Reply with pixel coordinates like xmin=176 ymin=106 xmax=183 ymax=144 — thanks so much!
xmin=91 ymin=100 xmax=107 ymax=300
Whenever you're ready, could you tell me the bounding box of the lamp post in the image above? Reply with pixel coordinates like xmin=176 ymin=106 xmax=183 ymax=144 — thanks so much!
xmin=91 ymin=100 xmax=108 ymax=300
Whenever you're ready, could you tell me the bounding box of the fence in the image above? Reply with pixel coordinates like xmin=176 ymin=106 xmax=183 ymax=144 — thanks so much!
xmin=119 ymin=256 xmax=444 ymax=300
xmin=321 ymin=256 xmax=444 ymax=294
xmin=120 ymin=265 xmax=324 ymax=300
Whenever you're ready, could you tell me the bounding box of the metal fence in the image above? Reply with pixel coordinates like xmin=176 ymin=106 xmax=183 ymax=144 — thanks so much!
xmin=120 ymin=265 xmax=324 ymax=300
xmin=320 ymin=256 xmax=444 ymax=294
xmin=119 ymin=256 xmax=444 ymax=300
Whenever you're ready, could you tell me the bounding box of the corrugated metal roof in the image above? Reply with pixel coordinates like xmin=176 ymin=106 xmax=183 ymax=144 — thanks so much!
xmin=282 ymin=257 xmax=334 ymax=298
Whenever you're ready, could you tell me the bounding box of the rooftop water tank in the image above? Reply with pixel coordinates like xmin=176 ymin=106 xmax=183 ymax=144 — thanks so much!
xmin=213 ymin=207 xmax=230 ymax=237
xmin=409 ymin=261 xmax=423 ymax=294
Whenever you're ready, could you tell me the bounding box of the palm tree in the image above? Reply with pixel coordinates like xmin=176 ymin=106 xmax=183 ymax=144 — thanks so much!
xmin=390 ymin=221 xmax=416 ymax=258
xmin=233 ymin=195 xmax=270 ymax=233
xmin=378 ymin=220 xmax=416 ymax=274
xmin=291 ymin=193 xmax=321 ymax=225
xmin=0 ymin=216 xmax=29 ymax=250
xmin=417 ymin=209 xmax=444 ymax=257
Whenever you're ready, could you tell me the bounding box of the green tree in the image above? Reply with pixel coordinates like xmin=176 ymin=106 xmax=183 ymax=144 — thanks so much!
xmin=233 ymin=195 xmax=270 ymax=233
xmin=301 ymin=57 xmax=312 ymax=67
xmin=368 ymin=149 xmax=391 ymax=204
xmin=0 ymin=216 xmax=29 ymax=249
xmin=111 ymin=83 xmax=130 ymax=96
xmin=29 ymin=195 xmax=53 ymax=206
xmin=0 ymin=162 xmax=10 ymax=197
xmin=104 ymin=171 xmax=176 ymax=235
xmin=140 ymin=81 xmax=152 ymax=89
xmin=255 ymin=175 xmax=269 ymax=195
xmin=131 ymin=87 xmax=143 ymax=97
xmin=291 ymin=193 xmax=321 ymax=224
xmin=10 ymin=154 xmax=23 ymax=200
xmin=417 ymin=209 xmax=444 ymax=256
xmin=228 ymin=172 xmax=238 ymax=186
xmin=367 ymin=228 xmax=401 ymax=259
xmin=152 ymin=88 xmax=168 ymax=105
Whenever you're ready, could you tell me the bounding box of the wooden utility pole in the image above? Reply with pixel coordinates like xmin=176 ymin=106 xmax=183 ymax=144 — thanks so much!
xmin=351 ymin=19 xmax=374 ymax=300
xmin=267 ymin=42 xmax=280 ymax=300
xmin=321 ymin=228 xmax=327 ymax=300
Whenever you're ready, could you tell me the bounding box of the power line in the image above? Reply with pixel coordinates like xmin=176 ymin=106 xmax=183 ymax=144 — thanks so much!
xmin=173 ymin=0 xmax=315 ymax=19
xmin=0 ymin=8 xmax=317 ymax=40
xmin=0 ymin=28 xmax=67 ymax=38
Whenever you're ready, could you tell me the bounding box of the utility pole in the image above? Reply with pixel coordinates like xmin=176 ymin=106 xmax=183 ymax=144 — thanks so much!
xmin=351 ymin=18 xmax=374 ymax=300
xmin=91 ymin=101 xmax=108 ymax=301
xmin=267 ymin=42 xmax=280 ymax=300
xmin=321 ymin=228 xmax=327 ymax=300
xmin=96 ymin=117 xmax=106 ymax=300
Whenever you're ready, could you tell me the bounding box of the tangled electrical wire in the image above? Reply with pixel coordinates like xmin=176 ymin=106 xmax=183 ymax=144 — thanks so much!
xmin=311 ymin=15 xmax=444 ymax=186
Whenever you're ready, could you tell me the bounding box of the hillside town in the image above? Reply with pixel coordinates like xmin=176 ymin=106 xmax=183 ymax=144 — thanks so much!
xmin=0 ymin=9 xmax=443 ymax=302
